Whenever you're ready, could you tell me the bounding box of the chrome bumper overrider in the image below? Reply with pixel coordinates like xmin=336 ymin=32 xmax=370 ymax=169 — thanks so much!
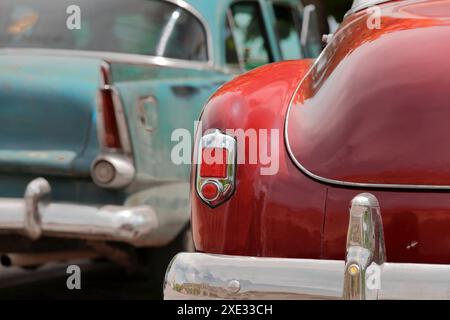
xmin=164 ymin=193 xmax=450 ymax=300
xmin=0 ymin=178 xmax=159 ymax=246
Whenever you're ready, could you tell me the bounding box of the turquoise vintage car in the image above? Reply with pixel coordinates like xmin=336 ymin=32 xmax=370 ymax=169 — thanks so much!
xmin=0 ymin=0 xmax=321 ymax=277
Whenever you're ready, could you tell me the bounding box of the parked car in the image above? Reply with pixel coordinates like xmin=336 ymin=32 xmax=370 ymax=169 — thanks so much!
xmin=0 ymin=0 xmax=321 ymax=283
xmin=164 ymin=0 xmax=450 ymax=300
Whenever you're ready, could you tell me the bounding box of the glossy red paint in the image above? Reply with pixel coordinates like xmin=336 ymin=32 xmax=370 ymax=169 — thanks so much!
xmin=325 ymin=188 xmax=450 ymax=264
xmin=191 ymin=60 xmax=327 ymax=259
xmin=192 ymin=0 xmax=450 ymax=264
xmin=287 ymin=0 xmax=450 ymax=187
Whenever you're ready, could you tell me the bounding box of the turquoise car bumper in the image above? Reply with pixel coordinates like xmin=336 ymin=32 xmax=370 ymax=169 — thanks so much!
xmin=0 ymin=177 xmax=159 ymax=246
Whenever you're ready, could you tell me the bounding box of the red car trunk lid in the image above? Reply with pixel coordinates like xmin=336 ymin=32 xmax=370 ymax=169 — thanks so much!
xmin=286 ymin=16 xmax=450 ymax=189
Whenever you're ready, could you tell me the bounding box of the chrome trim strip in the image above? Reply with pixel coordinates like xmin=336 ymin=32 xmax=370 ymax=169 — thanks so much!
xmin=107 ymin=85 xmax=133 ymax=156
xmin=300 ymin=4 xmax=316 ymax=47
xmin=226 ymin=9 xmax=246 ymax=72
xmin=0 ymin=178 xmax=160 ymax=246
xmin=0 ymin=48 xmax=221 ymax=72
xmin=343 ymin=193 xmax=386 ymax=300
xmin=164 ymin=253 xmax=450 ymax=300
xmin=99 ymin=61 xmax=112 ymax=86
xmin=284 ymin=49 xmax=450 ymax=190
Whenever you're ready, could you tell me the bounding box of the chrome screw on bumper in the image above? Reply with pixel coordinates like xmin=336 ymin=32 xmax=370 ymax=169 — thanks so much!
xmin=24 ymin=178 xmax=51 ymax=240
xmin=343 ymin=193 xmax=386 ymax=300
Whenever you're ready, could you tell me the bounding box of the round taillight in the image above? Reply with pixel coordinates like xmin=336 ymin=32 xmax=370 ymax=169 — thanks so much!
xmin=93 ymin=160 xmax=116 ymax=184
xmin=201 ymin=181 xmax=221 ymax=201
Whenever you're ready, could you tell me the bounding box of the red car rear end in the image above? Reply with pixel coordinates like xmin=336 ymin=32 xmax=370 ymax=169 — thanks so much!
xmin=164 ymin=0 xmax=450 ymax=300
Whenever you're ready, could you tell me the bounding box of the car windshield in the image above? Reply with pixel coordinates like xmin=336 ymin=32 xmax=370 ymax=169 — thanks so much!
xmin=0 ymin=0 xmax=208 ymax=61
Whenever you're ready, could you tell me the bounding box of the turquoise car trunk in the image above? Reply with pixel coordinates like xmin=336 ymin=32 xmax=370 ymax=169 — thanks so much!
xmin=0 ymin=55 xmax=102 ymax=175
xmin=0 ymin=55 xmax=121 ymax=203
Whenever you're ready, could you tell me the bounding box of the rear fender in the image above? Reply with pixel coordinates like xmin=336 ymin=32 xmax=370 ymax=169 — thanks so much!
xmin=111 ymin=64 xmax=231 ymax=245
xmin=191 ymin=60 xmax=328 ymax=258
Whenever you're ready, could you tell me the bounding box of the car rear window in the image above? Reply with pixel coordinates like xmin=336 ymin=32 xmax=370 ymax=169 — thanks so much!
xmin=0 ymin=0 xmax=208 ymax=61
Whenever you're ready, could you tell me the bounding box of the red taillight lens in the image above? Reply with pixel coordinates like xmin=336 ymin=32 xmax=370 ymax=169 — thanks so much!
xmin=200 ymin=148 xmax=228 ymax=178
xmin=200 ymin=182 xmax=220 ymax=200
xmin=100 ymin=88 xmax=122 ymax=149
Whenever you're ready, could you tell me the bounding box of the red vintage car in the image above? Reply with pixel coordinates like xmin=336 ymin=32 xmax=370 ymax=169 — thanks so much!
xmin=164 ymin=0 xmax=450 ymax=300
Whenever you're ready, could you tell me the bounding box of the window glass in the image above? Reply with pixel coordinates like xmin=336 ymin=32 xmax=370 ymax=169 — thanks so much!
xmin=230 ymin=1 xmax=272 ymax=70
xmin=0 ymin=0 xmax=208 ymax=61
xmin=273 ymin=5 xmax=303 ymax=60
xmin=225 ymin=14 xmax=239 ymax=67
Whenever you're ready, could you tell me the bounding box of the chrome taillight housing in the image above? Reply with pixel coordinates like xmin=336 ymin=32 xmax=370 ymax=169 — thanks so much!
xmin=91 ymin=154 xmax=135 ymax=188
xmin=196 ymin=130 xmax=236 ymax=208
xmin=91 ymin=64 xmax=135 ymax=189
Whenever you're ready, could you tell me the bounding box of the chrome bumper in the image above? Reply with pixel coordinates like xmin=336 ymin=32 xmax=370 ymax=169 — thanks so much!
xmin=0 ymin=178 xmax=158 ymax=246
xmin=164 ymin=253 xmax=450 ymax=300
xmin=164 ymin=193 xmax=450 ymax=300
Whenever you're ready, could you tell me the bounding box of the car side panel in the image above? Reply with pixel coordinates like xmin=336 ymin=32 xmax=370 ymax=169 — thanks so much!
xmin=112 ymin=64 xmax=231 ymax=244
xmin=191 ymin=60 xmax=327 ymax=258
